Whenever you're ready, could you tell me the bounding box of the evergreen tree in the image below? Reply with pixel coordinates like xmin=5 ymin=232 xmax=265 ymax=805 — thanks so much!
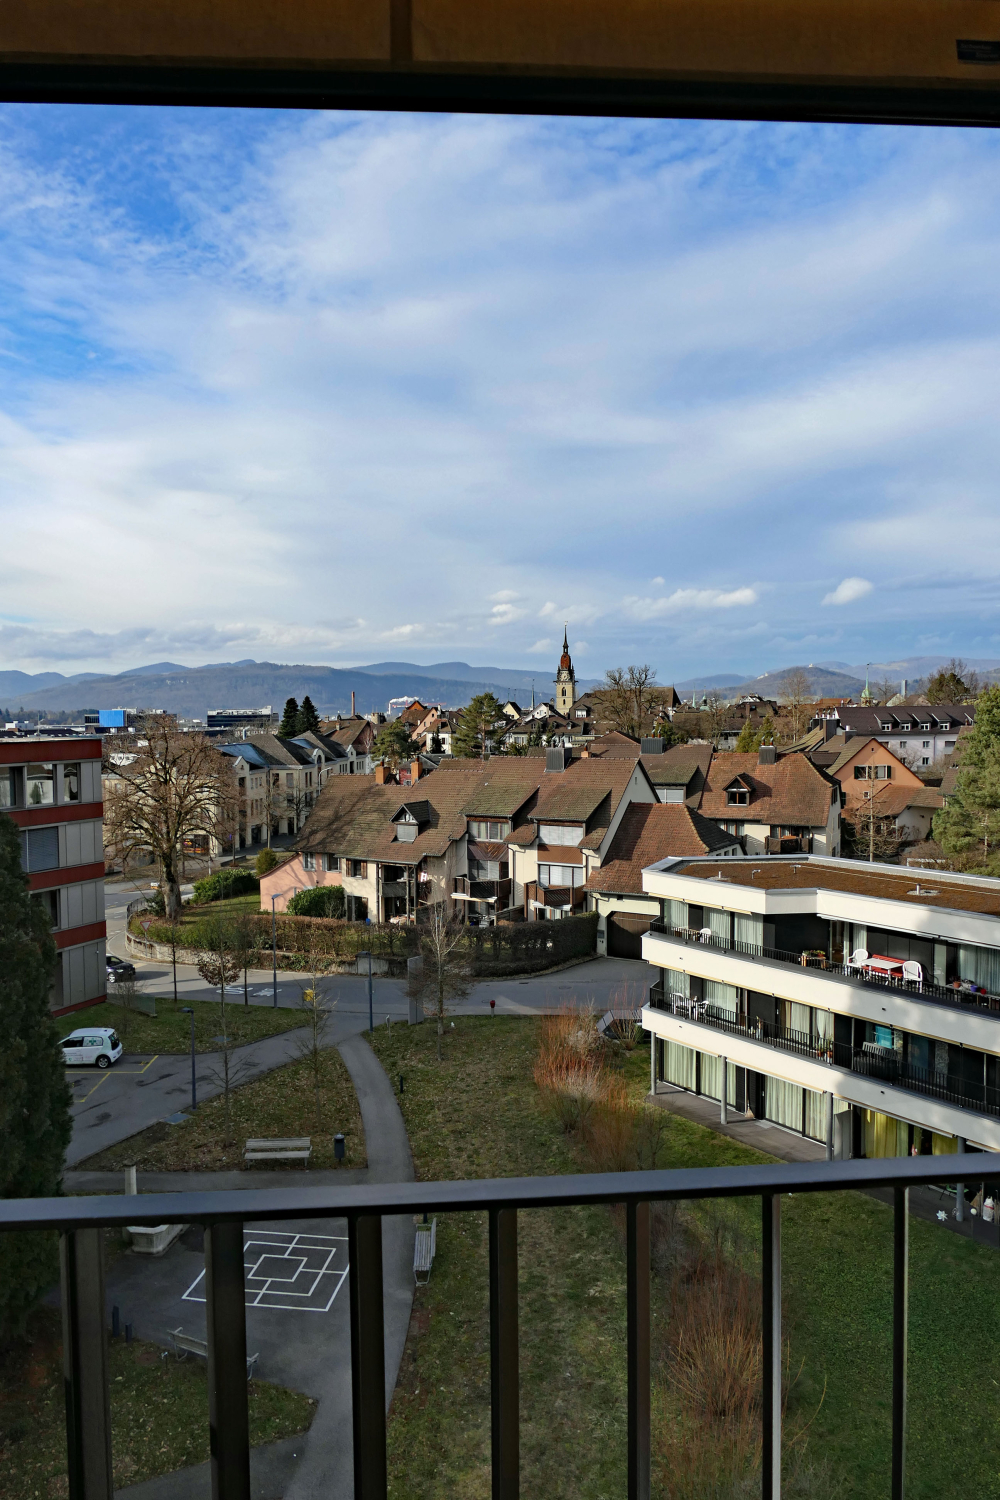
xmin=935 ymin=686 xmax=1000 ymax=868
xmin=278 ymin=697 xmax=299 ymax=736
xmin=373 ymin=718 xmax=418 ymax=769
xmin=295 ymin=696 xmax=321 ymax=735
xmin=454 ymin=693 xmax=503 ymax=759
xmin=735 ymin=719 xmax=762 ymax=753
xmin=0 ymin=812 xmax=71 ymax=1342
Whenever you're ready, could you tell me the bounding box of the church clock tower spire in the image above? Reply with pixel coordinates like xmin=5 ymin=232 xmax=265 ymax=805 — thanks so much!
xmin=555 ymin=623 xmax=577 ymax=715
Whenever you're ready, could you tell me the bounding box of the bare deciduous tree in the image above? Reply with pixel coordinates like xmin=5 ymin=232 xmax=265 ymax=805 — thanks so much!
xmin=104 ymin=727 xmax=240 ymax=920
xmin=231 ymin=911 xmax=262 ymax=1005
xmin=594 ymin=665 xmax=657 ymax=739
xmin=779 ymin=668 xmax=815 ymax=741
xmin=295 ymin=970 xmax=337 ymax=1132
xmin=408 ymin=904 xmax=472 ymax=1060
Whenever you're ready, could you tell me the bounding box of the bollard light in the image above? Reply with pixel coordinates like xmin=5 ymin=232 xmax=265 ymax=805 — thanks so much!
xmin=334 ymin=1133 xmax=346 ymax=1164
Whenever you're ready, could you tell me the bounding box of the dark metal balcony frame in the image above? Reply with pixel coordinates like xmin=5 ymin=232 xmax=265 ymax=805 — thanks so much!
xmin=648 ymin=920 xmax=1000 ymax=1018
xmin=646 ymin=988 xmax=1000 ymax=1122
xmin=1 ymin=1156 xmax=992 ymax=1500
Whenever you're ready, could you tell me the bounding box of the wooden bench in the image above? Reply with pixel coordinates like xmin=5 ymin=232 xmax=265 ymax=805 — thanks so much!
xmin=168 ymin=1327 xmax=259 ymax=1379
xmin=243 ymin=1137 xmax=312 ymax=1168
xmin=413 ymin=1218 xmax=437 ymax=1285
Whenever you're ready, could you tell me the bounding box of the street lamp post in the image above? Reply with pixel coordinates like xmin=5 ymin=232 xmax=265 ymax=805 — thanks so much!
xmin=357 ymin=950 xmax=374 ymax=1034
xmin=271 ymin=893 xmax=278 ymax=1008
xmin=180 ymin=1007 xmax=196 ymax=1110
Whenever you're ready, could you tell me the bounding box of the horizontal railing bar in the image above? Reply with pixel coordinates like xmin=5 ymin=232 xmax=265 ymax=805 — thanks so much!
xmin=3 ymin=1154 xmax=999 ymax=1232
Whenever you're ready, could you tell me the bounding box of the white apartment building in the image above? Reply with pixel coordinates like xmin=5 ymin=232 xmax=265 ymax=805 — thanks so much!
xmin=641 ymin=854 xmax=1000 ymax=1162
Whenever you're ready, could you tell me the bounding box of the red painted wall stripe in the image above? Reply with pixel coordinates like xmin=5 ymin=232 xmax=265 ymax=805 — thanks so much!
xmin=8 ymin=802 xmax=103 ymax=828
xmin=55 ymin=922 xmax=107 ymax=950
xmin=29 ymin=862 xmax=106 ymax=891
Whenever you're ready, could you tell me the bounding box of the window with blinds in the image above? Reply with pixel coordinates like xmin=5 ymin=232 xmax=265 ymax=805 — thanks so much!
xmin=20 ymin=826 xmax=59 ymax=872
xmin=706 ymin=907 xmax=730 ymax=943
xmin=734 ymin=912 xmax=762 ymax=949
xmin=958 ymin=944 xmax=1000 ymax=995
xmin=666 ymin=898 xmax=687 ymax=931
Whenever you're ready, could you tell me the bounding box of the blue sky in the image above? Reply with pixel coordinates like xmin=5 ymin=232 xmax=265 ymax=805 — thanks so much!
xmin=2 ymin=105 xmax=1000 ymax=679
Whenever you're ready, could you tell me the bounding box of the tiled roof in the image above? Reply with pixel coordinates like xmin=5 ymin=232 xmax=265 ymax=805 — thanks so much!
xmin=223 ymin=733 xmax=314 ymax=769
xmin=298 ymin=763 xmax=485 ymax=865
xmin=460 ymin=759 xmax=547 ymax=818
xmin=585 ymin=804 xmax=739 ymax=894
xmin=697 ymin=751 xmax=837 ymax=828
xmin=820 ymin=704 xmax=975 ymax=734
xmin=825 ymin=736 xmax=913 ymax=778
xmin=641 ymin=745 xmax=713 ymax=787
xmin=529 ymin=758 xmax=652 ymax=850
xmin=846 ymin=785 xmax=944 ymax=819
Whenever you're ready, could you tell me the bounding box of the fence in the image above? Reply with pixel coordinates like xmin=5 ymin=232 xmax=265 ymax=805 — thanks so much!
xmin=0 ymin=1154 xmax=984 ymax=1500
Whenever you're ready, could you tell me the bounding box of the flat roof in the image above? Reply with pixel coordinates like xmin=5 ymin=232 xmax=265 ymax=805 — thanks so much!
xmin=663 ymin=857 xmax=1000 ymax=918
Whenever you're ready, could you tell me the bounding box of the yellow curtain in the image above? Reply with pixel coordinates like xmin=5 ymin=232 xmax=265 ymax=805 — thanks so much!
xmin=863 ymin=1109 xmax=910 ymax=1158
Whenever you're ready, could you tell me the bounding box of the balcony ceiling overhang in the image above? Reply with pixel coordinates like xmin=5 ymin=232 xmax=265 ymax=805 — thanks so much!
xmin=4 ymin=0 xmax=1000 ymax=122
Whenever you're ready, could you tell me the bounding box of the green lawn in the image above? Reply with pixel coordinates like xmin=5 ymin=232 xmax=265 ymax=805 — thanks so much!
xmin=0 ymin=1302 xmax=314 ymax=1497
xmin=78 ymin=1045 xmax=366 ymax=1173
xmin=369 ymin=1017 xmax=1000 ymax=1498
xmin=69 ymin=997 xmax=308 ymax=1054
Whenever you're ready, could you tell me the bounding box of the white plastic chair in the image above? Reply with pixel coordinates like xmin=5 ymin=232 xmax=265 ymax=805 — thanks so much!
xmin=845 ymin=948 xmax=869 ymax=972
xmin=699 ymin=927 xmax=712 ymax=944
xmin=902 ymin=960 xmax=923 ymax=990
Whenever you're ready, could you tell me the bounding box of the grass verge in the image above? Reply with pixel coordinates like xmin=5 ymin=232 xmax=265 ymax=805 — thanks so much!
xmin=78 ymin=1046 xmax=366 ymax=1172
xmin=370 ymin=1015 xmax=1000 ymax=1499
xmin=0 ymin=1303 xmax=314 ymax=1498
xmin=67 ymin=997 xmax=309 ymax=1055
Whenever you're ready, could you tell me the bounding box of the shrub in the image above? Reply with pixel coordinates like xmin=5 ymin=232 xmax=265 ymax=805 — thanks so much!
xmin=191 ymin=868 xmax=259 ymax=904
xmin=255 ymin=848 xmax=279 ymax=877
xmin=287 ymin=885 xmax=346 ymax=919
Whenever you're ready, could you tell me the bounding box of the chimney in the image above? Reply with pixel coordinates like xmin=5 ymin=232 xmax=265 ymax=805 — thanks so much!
xmin=546 ymin=745 xmax=571 ymax=773
xmin=375 ymin=763 xmax=388 ymax=785
xmin=758 ymin=744 xmax=777 ymax=766
xmin=351 ymin=690 xmax=356 ymax=717
xmin=411 ymin=758 xmax=423 ymax=783
xmin=640 ymin=737 xmax=664 ymax=755
xmin=823 ymin=717 xmax=838 ymax=743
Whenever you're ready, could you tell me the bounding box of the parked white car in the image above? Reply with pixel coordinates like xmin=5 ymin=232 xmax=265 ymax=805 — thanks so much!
xmin=60 ymin=1027 xmax=123 ymax=1069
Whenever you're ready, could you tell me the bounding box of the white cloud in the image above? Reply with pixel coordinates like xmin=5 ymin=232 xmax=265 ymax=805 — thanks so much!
xmin=491 ymin=590 xmax=519 ymax=602
xmin=651 ymin=577 xmax=665 ymax=586
xmin=822 ymin=577 xmax=874 ymax=607
xmin=489 ymin=603 xmax=527 ymax=624
xmin=538 ymin=602 xmax=558 ymax=618
xmin=625 ymin=588 xmax=759 ymax=620
xmin=526 ymin=638 xmax=553 ymax=654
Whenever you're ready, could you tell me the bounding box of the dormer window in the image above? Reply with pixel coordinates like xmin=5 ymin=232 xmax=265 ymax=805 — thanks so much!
xmin=899 ymin=721 xmax=911 ymax=731
xmin=391 ymin=799 xmax=430 ymax=843
xmin=725 ymin=777 xmax=751 ymax=806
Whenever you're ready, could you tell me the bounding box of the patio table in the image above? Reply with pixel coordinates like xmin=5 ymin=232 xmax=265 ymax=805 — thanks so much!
xmin=865 ymin=954 xmax=905 ymax=980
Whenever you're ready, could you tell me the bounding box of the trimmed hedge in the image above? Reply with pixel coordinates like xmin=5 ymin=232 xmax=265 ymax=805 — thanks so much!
xmin=133 ymin=908 xmax=598 ymax=975
xmin=287 ymin=885 xmax=346 ymax=919
xmin=191 ymin=868 xmax=259 ymax=904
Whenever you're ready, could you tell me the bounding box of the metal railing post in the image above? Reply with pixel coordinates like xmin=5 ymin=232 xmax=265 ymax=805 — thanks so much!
xmin=626 ymin=1201 xmax=651 ymax=1500
xmin=348 ymin=1213 xmax=388 ymax=1500
xmin=892 ymin=1187 xmax=909 ymax=1500
xmin=60 ymin=1228 xmax=113 ymax=1500
xmin=761 ymin=1193 xmax=781 ymax=1500
xmin=489 ymin=1207 xmax=519 ymax=1500
xmin=205 ymin=1220 xmax=251 ymax=1500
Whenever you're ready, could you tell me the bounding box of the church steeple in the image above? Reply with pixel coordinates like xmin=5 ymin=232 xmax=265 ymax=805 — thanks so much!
xmin=555 ymin=623 xmax=577 ymax=714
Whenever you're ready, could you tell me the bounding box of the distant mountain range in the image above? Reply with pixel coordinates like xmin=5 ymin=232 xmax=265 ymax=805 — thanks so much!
xmin=0 ymin=659 xmax=599 ymax=720
xmin=4 ymin=651 xmax=999 ymax=723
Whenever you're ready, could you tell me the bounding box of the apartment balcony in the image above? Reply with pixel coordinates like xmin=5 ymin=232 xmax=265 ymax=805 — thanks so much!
xmin=644 ymin=922 xmax=1000 ymax=1050
xmin=645 ymin=984 xmax=1000 ymax=1147
xmin=764 ymin=833 xmax=812 ymax=854
xmin=526 ymin=879 xmax=587 ymax=914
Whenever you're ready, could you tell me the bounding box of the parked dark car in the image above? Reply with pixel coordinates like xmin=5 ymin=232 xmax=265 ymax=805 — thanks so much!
xmin=106 ymin=954 xmax=136 ymax=984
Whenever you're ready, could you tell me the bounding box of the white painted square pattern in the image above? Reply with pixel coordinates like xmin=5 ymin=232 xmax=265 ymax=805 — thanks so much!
xmin=182 ymin=1230 xmax=348 ymax=1312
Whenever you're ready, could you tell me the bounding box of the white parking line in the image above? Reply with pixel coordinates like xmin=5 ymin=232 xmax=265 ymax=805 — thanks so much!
xmin=182 ymin=1230 xmax=348 ymax=1312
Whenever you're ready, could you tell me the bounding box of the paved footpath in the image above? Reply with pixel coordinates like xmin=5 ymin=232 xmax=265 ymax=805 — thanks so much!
xmin=69 ymin=957 xmax=655 ymax=1167
xmin=69 ymin=1035 xmax=414 ymax=1500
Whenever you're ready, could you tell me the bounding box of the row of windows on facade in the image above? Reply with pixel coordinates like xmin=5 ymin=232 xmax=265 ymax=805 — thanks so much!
xmin=302 ymin=853 xmax=367 ymax=877
xmin=1 ymin=762 xmax=82 ymax=809
xmin=657 ymin=1039 xmax=959 ymax=1158
xmin=662 ymin=899 xmax=1000 ymax=990
xmin=658 ymin=968 xmax=997 ymax=1094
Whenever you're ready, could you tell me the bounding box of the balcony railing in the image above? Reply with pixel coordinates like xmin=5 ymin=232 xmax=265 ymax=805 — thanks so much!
xmin=1 ymin=1157 xmax=990 ymax=1500
xmin=647 ymin=987 xmax=1000 ymax=1121
xmin=647 ymin=921 xmax=1000 ymax=1018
